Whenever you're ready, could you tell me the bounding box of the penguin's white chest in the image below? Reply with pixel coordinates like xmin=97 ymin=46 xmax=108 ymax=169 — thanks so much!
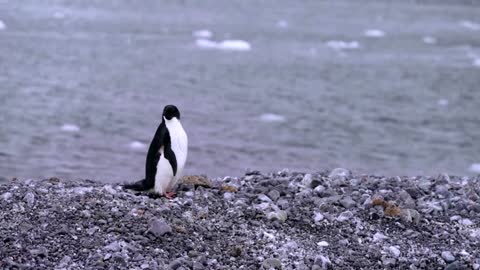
xmin=154 ymin=118 xmax=188 ymax=194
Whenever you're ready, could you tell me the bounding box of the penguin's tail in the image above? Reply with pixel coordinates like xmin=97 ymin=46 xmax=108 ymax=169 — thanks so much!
xmin=122 ymin=179 xmax=150 ymax=191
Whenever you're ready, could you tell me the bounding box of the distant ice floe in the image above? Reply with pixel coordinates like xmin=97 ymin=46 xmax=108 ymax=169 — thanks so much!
xmin=53 ymin=12 xmax=66 ymax=19
xmin=422 ymin=36 xmax=437 ymax=44
xmin=325 ymin=40 xmax=360 ymax=50
xmin=473 ymin=58 xmax=480 ymax=68
xmin=459 ymin=20 xmax=480 ymax=31
xmin=276 ymin=20 xmax=289 ymax=28
xmin=437 ymin=99 xmax=449 ymax=106
xmin=129 ymin=140 xmax=147 ymax=150
xmin=364 ymin=29 xmax=385 ymax=38
xmin=195 ymin=39 xmax=251 ymax=51
xmin=469 ymin=163 xmax=480 ymax=173
xmin=0 ymin=20 xmax=6 ymax=30
xmin=193 ymin=29 xmax=213 ymax=39
xmin=259 ymin=113 xmax=286 ymax=123
xmin=60 ymin=124 xmax=80 ymax=132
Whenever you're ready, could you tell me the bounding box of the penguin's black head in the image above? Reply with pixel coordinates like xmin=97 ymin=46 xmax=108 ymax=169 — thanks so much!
xmin=163 ymin=105 xmax=181 ymax=120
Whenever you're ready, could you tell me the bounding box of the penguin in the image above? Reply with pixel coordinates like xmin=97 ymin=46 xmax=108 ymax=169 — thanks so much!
xmin=123 ymin=105 xmax=188 ymax=198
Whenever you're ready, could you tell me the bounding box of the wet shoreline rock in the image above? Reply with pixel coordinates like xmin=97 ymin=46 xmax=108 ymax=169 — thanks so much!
xmin=0 ymin=170 xmax=479 ymax=269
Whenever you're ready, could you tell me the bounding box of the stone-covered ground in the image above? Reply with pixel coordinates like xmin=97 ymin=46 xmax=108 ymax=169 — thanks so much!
xmin=1 ymin=169 xmax=479 ymax=269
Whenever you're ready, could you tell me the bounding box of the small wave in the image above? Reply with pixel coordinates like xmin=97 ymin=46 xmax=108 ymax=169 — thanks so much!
xmin=0 ymin=20 xmax=6 ymax=30
xmin=193 ymin=29 xmax=213 ymax=39
xmin=60 ymin=124 xmax=80 ymax=132
xmin=276 ymin=20 xmax=289 ymax=28
xmin=468 ymin=163 xmax=480 ymax=173
xmin=459 ymin=20 xmax=480 ymax=31
xmin=422 ymin=36 xmax=436 ymax=44
xmin=259 ymin=113 xmax=286 ymax=123
xmin=364 ymin=29 xmax=385 ymax=38
xmin=129 ymin=140 xmax=147 ymax=150
xmin=325 ymin=40 xmax=360 ymax=50
xmin=195 ymin=39 xmax=251 ymax=51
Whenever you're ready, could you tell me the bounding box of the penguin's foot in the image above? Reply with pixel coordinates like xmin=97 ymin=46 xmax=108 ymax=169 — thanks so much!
xmin=164 ymin=191 xmax=176 ymax=199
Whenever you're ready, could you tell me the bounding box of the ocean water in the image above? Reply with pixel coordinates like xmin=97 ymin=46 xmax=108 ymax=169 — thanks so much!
xmin=1 ymin=0 xmax=480 ymax=182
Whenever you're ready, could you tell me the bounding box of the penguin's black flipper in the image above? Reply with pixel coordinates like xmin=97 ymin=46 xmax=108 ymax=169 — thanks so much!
xmin=122 ymin=179 xmax=150 ymax=191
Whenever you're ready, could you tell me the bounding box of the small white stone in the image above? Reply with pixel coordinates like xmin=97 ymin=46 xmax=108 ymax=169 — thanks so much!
xmin=336 ymin=211 xmax=353 ymax=222
xmin=460 ymin=218 xmax=474 ymax=226
xmin=1 ymin=192 xmax=12 ymax=201
xmin=103 ymin=185 xmax=117 ymax=195
xmin=373 ymin=232 xmax=388 ymax=242
xmin=313 ymin=212 xmax=324 ymax=223
xmin=441 ymin=251 xmax=455 ymax=262
xmin=317 ymin=241 xmax=329 ymax=247
xmin=388 ymin=246 xmax=401 ymax=258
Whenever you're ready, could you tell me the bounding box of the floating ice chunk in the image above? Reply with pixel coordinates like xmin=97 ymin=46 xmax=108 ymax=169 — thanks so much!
xmin=364 ymin=29 xmax=385 ymax=38
xmin=217 ymin=40 xmax=251 ymax=51
xmin=469 ymin=163 xmax=480 ymax=173
xmin=0 ymin=20 xmax=6 ymax=30
xmin=422 ymin=36 xmax=436 ymax=44
xmin=473 ymin=58 xmax=480 ymax=67
xmin=276 ymin=20 xmax=289 ymax=28
xmin=325 ymin=40 xmax=360 ymax=50
xmin=129 ymin=141 xmax=146 ymax=150
xmin=196 ymin=39 xmax=252 ymax=51
xmin=437 ymin=99 xmax=449 ymax=106
xmin=459 ymin=20 xmax=480 ymax=31
xmin=53 ymin=12 xmax=65 ymax=19
xmin=193 ymin=29 xmax=212 ymax=39
xmin=259 ymin=113 xmax=286 ymax=123
xmin=61 ymin=124 xmax=80 ymax=132
xmin=195 ymin=39 xmax=218 ymax=49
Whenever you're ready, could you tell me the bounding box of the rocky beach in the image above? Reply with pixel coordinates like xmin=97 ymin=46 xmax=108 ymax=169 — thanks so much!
xmin=1 ymin=169 xmax=479 ymax=269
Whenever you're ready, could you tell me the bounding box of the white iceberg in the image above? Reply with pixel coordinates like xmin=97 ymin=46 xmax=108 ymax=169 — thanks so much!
xmin=195 ymin=39 xmax=251 ymax=51
xmin=259 ymin=113 xmax=286 ymax=123
xmin=459 ymin=20 xmax=480 ymax=31
xmin=325 ymin=40 xmax=360 ymax=50
xmin=129 ymin=140 xmax=147 ymax=150
xmin=276 ymin=20 xmax=289 ymax=28
xmin=60 ymin=124 xmax=80 ymax=132
xmin=193 ymin=29 xmax=212 ymax=39
xmin=217 ymin=40 xmax=251 ymax=51
xmin=364 ymin=29 xmax=385 ymax=38
xmin=53 ymin=12 xmax=65 ymax=19
xmin=422 ymin=36 xmax=437 ymax=44
xmin=469 ymin=163 xmax=480 ymax=173
xmin=0 ymin=20 xmax=6 ymax=30
xmin=437 ymin=99 xmax=449 ymax=106
xmin=473 ymin=58 xmax=480 ymax=67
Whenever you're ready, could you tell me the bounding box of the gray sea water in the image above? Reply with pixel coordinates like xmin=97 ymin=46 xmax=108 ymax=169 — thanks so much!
xmin=1 ymin=0 xmax=480 ymax=182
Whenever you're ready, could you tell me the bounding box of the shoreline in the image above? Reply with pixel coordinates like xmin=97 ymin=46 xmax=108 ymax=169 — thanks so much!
xmin=1 ymin=169 xmax=479 ymax=269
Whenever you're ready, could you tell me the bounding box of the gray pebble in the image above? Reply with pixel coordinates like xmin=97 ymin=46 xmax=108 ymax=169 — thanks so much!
xmin=268 ymin=190 xmax=281 ymax=201
xmin=261 ymin=258 xmax=282 ymax=269
xmin=340 ymin=196 xmax=356 ymax=209
xmin=336 ymin=211 xmax=353 ymax=222
xmin=22 ymin=192 xmax=34 ymax=207
xmin=148 ymin=218 xmax=172 ymax=237
xmin=441 ymin=251 xmax=455 ymax=263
